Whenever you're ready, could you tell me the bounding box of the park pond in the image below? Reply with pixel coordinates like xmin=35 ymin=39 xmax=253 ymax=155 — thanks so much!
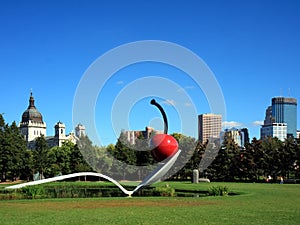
xmin=0 ymin=182 xmax=232 ymax=199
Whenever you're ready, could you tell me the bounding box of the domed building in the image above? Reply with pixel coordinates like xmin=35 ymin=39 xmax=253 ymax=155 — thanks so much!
xmin=20 ymin=92 xmax=47 ymax=147
xmin=20 ymin=92 xmax=85 ymax=149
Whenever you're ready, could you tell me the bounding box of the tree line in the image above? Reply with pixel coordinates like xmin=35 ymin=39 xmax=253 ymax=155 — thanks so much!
xmin=202 ymin=135 xmax=300 ymax=182
xmin=1 ymin=113 xmax=299 ymax=182
xmin=0 ymin=114 xmax=92 ymax=182
xmin=85 ymin=131 xmax=300 ymax=182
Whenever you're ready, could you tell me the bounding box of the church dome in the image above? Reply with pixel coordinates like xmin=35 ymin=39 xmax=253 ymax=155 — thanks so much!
xmin=21 ymin=92 xmax=43 ymax=123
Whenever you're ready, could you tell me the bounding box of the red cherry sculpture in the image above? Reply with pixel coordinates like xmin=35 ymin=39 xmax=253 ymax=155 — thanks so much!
xmin=149 ymin=99 xmax=179 ymax=162
xmin=150 ymin=133 xmax=179 ymax=162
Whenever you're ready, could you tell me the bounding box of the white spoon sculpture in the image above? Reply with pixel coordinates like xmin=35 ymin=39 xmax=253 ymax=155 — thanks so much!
xmin=6 ymin=99 xmax=181 ymax=196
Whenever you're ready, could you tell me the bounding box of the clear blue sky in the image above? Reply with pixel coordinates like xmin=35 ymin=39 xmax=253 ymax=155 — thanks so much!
xmin=1 ymin=0 xmax=299 ymax=146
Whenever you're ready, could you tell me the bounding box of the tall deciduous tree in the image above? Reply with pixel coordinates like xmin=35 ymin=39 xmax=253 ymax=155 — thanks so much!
xmin=76 ymin=135 xmax=98 ymax=172
xmin=47 ymin=141 xmax=93 ymax=177
xmin=33 ymin=135 xmax=50 ymax=179
xmin=9 ymin=121 xmax=28 ymax=181
xmin=0 ymin=115 xmax=28 ymax=182
xmin=109 ymin=133 xmax=137 ymax=180
xmin=240 ymin=138 xmax=264 ymax=181
xmin=0 ymin=116 xmax=11 ymax=182
xmin=281 ymin=137 xmax=297 ymax=179
xmin=171 ymin=135 xmax=197 ymax=180
xmin=0 ymin=114 xmax=8 ymax=182
xmin=295 ymin=138 xmax=300 ymax=178
xmin=261 ymin=137 xmax=283 ymax=181
xmin=69 ymin=141 xmax=93 ymax=173
xmin=207 ymin=134 xmax=240 ymax=181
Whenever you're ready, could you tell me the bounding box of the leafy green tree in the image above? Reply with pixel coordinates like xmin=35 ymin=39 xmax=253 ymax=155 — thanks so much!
xmin=8 ymin=121 xmax=28 ymax=181
xmin=56 ymin=141 xmax=72 ymax=174
xmin=295 ymin=138 xmax=300 ymax=179
xmin=114 ymin=132 xmax=137 ymax=165
xmin=76 ymin=135 xmax=98 ymax=173
xmin=135 ymin=133 xmax=152 ymax=166
xmin=0 ymin=114 xmax=10 ymax=182
xmin=172 ymin=133 xmax=184 ymax=143
xmin=20 ymin=149 xmax=33 ymax=181
xmin=48 ymin=144 xmax=71 ymax=176
xmin=240 ymin=138 xmax=264 ymax=181
xmin=33 ymin=135 xmax=50 ymax=179
xmin=0 ymin=115 xmax=28 ymax=182
xmin=93 ymin=145 xmax=113 ymax=174
xmin=133 ymin=135 xmax=153 ymax=180
xmin=198 ymin=138 xmax=220 ymax=178
xmin=47 ymin=141 xmax=93 ymax=177
xmin=280 ymin=137 xmax=297 ymax=179
xmin=170 ymin=134 xmax=197 ymax=180
xmin=70 ymin=142 xmax=93 ymax=173
xmin=261 ymin=137 xmax=283 ymax=181
xmin=108 ymin=133 xmax=137 ymax=180
xmin=207 ymin=134 xmax=240 ymax=181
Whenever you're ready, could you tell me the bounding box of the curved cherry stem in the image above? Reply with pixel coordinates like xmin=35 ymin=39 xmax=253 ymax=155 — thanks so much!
xmin=150 ymin=99 xmax=168 ymax=134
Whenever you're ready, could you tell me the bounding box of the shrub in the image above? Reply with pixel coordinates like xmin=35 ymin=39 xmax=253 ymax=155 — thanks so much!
xmin=21 ymin=185 xmax=44 ymax=199
xmin=153 ymin=184 xmax=175 ymax=197
xmin=208 ymin=186 xmax=229 ymax=196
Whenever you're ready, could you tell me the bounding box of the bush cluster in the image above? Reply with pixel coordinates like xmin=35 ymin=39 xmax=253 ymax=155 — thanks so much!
xmin=153 ymin=184 xmax=175 ymax=197
xmin=208 ymin=186 xmax=229 ymax=196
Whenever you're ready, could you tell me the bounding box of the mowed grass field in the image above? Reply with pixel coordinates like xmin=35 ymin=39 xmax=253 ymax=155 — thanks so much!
xmin=0 ymin=182 xmax=299 ymax=225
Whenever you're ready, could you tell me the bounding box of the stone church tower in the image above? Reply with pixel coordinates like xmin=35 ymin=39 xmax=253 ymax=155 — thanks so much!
xmin=53 ymin=121 xmax=66 ymax=147
xmin=75 ymin=123 xmax=86 ymax=138
xmin=19 ymin=92 xmax=46 ymax=146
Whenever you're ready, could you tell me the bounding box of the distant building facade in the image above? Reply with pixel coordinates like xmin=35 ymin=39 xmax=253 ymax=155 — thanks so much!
xmin=264 ymin=106 xmax=274 ymax=125
xmin=20 ymin=92 xmax=47 ymax=143
xmin=19 ymin=92 xmax=84 ymax=148
xmin=75 ymin=124 xmax=86 ymax=138
xmin=221 ymin=127 xmax=249 ymax=148
xmin=122 ymin=126 xmax=163 ymax=145
xmin=261 ymin=123 xmax=287 ymax=141
xmin=46 ymin=122 xmax=79 ymax=148
xmin=198 ymin=114 xmax=222 ymax=144
xmin=240 ymin=128 xmax=250 ymax=144
xmin=261 ymin=97 xmax=297 ymax=140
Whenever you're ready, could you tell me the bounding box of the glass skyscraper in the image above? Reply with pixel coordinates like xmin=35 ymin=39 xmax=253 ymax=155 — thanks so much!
xmin=272 ymin=97 xmax=297 ymax=138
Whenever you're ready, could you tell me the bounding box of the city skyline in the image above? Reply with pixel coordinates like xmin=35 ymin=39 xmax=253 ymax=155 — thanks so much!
xmin=1 ymin=1 xmax=300 ymax=145
xmin=11 ymin=91 xmax=299 ymax=147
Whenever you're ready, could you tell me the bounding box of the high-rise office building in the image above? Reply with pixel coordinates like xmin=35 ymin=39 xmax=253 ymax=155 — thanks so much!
xmin=272 ymin=97 xmax=297 ymax=138
xmin=240 ymin=128 xmax=250 ymax=144
xmin=261 ymin=97 xmax=297 ymax=140
xmin=198 ymin=114 xmax=222 ymax=144
xmin=264 ymin=106 xmax=274 ymax=125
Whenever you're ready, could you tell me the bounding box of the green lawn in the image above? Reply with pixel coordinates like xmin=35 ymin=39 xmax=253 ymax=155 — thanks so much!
xmin=0 ymin=182 xmax=299 ymax=225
